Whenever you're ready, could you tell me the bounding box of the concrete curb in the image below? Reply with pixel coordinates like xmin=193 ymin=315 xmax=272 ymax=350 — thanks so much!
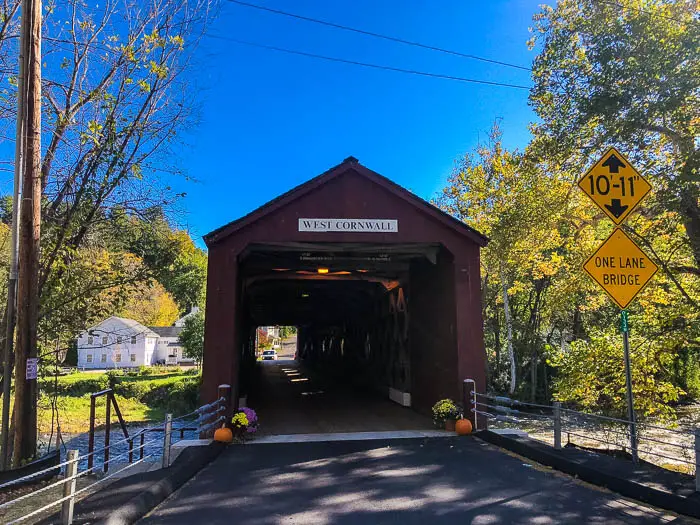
xmin=477 ymin=430 xmax=700 ymax=519
xmin=97 ymin=442 xmax=226 ymax=525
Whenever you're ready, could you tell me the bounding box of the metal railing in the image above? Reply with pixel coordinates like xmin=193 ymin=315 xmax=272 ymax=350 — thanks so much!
xmin=0 ymin=384 xmax=231 ymax=524
xmin=464 ymin=379 xmax=700 ymax=492
xmin=87 ymin=388 xmax=129 ymax=473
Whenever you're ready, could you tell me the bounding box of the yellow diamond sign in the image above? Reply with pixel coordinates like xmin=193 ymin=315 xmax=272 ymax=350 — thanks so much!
xmin=583 ymin=228 xmax=658 ymax=309
xmin=578 ymin=147 xmax=652 ymax=225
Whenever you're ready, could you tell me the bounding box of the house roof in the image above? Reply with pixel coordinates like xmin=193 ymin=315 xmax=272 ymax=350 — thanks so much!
xmin=204 ymin=157 xmax=489 ymax=247
xmin=174 ymin=306 xmax=200 ymax=327
xmin=85 ymin=317 xmax=160 ymax=338
xmin=148 ymin=326 xmax=183 ymax=338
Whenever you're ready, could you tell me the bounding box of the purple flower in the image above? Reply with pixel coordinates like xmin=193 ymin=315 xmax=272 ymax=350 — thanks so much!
xmin=240 ymin=407 xmax=257 ymax=424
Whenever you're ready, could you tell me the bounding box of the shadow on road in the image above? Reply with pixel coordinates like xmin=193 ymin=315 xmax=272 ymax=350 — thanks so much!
xmin=140 ymin=437 xmax=688 ymax=524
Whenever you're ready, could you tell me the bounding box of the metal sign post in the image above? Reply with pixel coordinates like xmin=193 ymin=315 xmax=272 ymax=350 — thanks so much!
xmin=620 ymin=310 xmax=638 ymax=462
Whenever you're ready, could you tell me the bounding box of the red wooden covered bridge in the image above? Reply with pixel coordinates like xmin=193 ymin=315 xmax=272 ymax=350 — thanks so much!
xmin=199 ymin=157 xmax=488 ymax=424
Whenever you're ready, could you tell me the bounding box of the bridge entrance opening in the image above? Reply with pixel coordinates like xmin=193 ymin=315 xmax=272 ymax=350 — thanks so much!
xmin=200 ymin=158 xmax=488 ymax=433
xmin=240 ymin=243 xmax=446 ymax=434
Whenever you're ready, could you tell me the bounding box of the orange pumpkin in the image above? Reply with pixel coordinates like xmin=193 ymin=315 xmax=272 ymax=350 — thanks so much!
xmin=455 ymin=418 xmax=472 ymax=436
xmin=214 ymin=426 xmax=233 ymax=443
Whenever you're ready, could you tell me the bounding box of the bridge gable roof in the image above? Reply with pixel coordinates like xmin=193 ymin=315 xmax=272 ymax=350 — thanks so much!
xmin=204 ymin=157 xmax=488 ymax=247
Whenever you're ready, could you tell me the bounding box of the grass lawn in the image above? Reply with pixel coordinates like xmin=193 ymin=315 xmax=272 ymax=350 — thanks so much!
xmin=37 ymin=368 xmax=200 ymax=435
xmin=37 ymin=393 xmax=165 ymax=435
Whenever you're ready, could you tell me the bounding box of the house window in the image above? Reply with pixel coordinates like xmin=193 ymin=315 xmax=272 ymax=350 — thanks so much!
xmin=130 ymin=354 xmax=136 ymax=362
xmin=115 ymin=353 xmax=121 ymax=363
xmin=88 ymin=336 xmax=94 ymax=345
xmin=117 ymin=337 xmax=122 ymax=344
xmin=131 ymin=336 xmax=137 ymax=344
xmin=86 ymin=354 xmax=93 ymax=363
xmin=101 ymin=354 xmax=107 ymax=363
xmin=102 ymin=336 xmax=108 ymax=345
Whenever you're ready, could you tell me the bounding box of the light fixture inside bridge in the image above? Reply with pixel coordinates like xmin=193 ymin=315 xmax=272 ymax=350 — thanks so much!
xmin=317 ymin=268 xmax=329 ymax=274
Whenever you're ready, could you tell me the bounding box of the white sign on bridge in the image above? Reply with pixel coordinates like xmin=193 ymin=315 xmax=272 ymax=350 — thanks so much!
xmin=298 ymin=218 xmax=398 ymax=233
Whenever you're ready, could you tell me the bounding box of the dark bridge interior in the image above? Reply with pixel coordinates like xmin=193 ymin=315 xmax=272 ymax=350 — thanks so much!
xmin=237 ymin=242 xmax=461 ymax=424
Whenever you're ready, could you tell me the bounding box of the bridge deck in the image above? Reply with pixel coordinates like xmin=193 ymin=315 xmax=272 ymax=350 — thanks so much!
xmin=140 ymin=437 xmax=687 ymax=524
xmin=248 ymin=358 xmax=433 ymax=436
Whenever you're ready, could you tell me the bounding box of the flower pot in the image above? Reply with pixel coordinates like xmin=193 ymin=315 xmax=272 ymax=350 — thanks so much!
xmin=445 ymin=419 xmax=456 ymax=432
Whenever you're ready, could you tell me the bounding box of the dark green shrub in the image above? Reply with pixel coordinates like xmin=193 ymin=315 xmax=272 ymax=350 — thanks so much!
xmin=114 ymin=380 xmax=151 ymax=400
xmin=670 ymin=346 xmax=700 ymax=403
xmin=105 ymin=370 xmax=124 ymax=388
xmin=141 ymin=377 xmax=201 ymax=415
xmin=63 ymin=343 xmax=78 ymax=367
xmin=58 ymin=376 xmax=110 ymax=396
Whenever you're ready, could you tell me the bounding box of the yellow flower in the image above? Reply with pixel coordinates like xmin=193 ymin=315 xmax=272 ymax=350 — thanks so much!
xmin=232 ymin=412 xmax=249 ymax=427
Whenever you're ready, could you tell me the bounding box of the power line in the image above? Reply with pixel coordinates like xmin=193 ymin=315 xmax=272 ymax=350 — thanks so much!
xmin=224 ymin=0 xmax=532 ymax=72
xmin=208 ymin=35 xmax=531 ymax=90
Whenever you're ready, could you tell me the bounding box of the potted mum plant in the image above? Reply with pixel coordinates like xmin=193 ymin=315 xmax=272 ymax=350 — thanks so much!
xmin=432 ymin=399 xmax=460 ymax=431
xmin=230 ymin=407 xmax=259 ymax=441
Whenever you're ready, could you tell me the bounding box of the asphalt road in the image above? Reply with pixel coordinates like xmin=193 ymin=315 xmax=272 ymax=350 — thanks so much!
xmin=277 ymin=335 xmax=297 ymax=359
xmin=140 ymin=437 xmax=688 ymax=524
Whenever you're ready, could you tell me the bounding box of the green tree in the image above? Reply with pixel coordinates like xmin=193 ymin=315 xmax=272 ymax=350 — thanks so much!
xmin=179 ymin=311 xmax=204 ymax=366
xmin=549 ymin=329 xmax=683 ymax=421
xmin=524 ymin=0 xmax=700 ymax=416
xmin=528 ymin=0 xmax=699 ymax=274
xmin=438 ymin=124 xmax=571 ymax=397
xmin=119 ymin=280 xmax=180 ymax=327
xmin=0 ymin=196 xmax=12 ymax=224
xmin=106 ymin=208 xmax=207 ymax=311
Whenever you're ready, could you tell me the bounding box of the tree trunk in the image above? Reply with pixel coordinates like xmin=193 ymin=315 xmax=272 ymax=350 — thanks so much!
xmin=493 ymin=312 xmax=501 ymax=387
xmin=500 ymin=265 xmax=516 ymax=394
xmin=531 ymin=349 xmax=537 ymax=402
xmin=572 ymin=305 xmax=584 ymax=340
xmin=680 ymin=190 xmax=700 ymax=272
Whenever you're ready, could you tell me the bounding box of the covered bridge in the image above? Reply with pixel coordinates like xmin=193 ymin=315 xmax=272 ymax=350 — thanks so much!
xmin=200 ymin=157 xmax=488 ymax=423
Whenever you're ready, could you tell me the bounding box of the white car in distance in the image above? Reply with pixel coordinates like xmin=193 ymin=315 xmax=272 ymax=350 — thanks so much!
xmin=262 ymin=349 xmax=278 ymax=361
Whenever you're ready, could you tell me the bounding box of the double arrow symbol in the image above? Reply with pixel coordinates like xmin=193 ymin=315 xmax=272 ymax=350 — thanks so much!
xmin=603 ymin=153 xmax=628 ymax=218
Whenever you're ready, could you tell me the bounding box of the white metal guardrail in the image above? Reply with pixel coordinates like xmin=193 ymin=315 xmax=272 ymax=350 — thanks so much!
xmin=464 ymin=379 xmax=700 ymax=492
xmin=1 ymin=388 xmax=229 ymax=525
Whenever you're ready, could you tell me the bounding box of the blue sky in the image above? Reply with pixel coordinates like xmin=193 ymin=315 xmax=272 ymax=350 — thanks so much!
xmin=26 ymin=1 xmax=545 ymax=248
xmin=173 ymin=0 xmax=544 ymax=246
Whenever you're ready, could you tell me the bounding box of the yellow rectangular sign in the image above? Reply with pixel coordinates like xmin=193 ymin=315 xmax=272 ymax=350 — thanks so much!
xmin=583 ymin=228 xmax=658 ymax=309
xmin=578 ymin=147 xmax=652 ymax=225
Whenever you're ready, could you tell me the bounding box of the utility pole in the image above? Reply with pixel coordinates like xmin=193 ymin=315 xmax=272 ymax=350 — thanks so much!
xmin=0 ymin=0 xmax=27 ymax=470
xmin=12 ymin=0 xmax=41 ymax=466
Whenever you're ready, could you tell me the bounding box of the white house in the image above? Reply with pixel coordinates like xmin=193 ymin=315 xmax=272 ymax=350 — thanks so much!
xmin=173 ymin=306 xmax=200 ymax=327
xmin=77 ymin=317 xmax=160 ymax=369
xmin=149 ymin=326 xmax=194 ymax=365
xmin=77 ymin=309 xmax=201 ymax=369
